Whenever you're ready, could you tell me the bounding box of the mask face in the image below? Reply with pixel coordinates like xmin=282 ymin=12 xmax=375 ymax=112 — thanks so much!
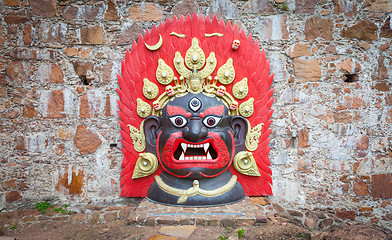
xmin=148 ymin=93 xmax=236 ymax=179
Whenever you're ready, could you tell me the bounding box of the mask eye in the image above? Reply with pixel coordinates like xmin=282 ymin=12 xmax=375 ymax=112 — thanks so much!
xmin=203 ymin=116 xmax=221 ymax=128
xmin=169 ymin=116 xmax=188 ymax=128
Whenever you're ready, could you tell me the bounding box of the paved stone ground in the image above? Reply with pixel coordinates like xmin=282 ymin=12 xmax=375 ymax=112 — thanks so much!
xmin=1 ymin=197 xmax=392 ymax=239
xmin=129 ymin=198 xmax=266 ymax=227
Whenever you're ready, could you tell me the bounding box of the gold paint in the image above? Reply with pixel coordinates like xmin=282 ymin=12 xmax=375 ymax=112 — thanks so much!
xmin=187 ymin=71 xmax=204 ymax=94
xmin=132 ymin=153 xmax=158 ymax=179
xmin=136 ymin=98 xmax=151 ymax=118
xmin=232 ymin=78 xmax=248 ymax=100
xmin=154 ymin=175 xmax=237 ymax=204
xmin=127 ymin=124 xmax=146 ymax=152
xmin=205 ymin=33 xmax=224 ymax=37
xmin=185 ymin=38 xmax=205 ymax=70
xmin=142 ymin=78 xmax=159 ymax=100
xmin=245 ymin=122 xmax=264 ymax=151
xmin=233 ymin=151 xmax=261 ymax=176
xmin=239 ymin=97 xmax=254 ymax=117
xmin=217 ymin=58 xmax=235 ymax=85
xmin=173 ymin=52 xmax=191 ymax=80
xmin=199 ymin=52 xmax=217 ymax=80
xmin=156 ymin=59 xmax=174 ymax=85
xmin=145 ymin=34 xmax=163 ymax=51
xmin=170 ymin=32 xmax=185 ymax=38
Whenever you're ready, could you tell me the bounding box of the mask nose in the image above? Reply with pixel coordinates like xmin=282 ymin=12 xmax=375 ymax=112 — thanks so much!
xmin=182 ymin=119 xmax=208 ymax=141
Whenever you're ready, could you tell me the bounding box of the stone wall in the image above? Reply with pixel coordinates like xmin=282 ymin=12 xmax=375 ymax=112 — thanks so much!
xmin=0 ymin=0 xmax=391 ymax=230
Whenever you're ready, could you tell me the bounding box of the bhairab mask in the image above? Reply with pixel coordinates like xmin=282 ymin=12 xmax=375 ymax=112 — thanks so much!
xmin=117 ymin=14 xmax=274 ymax=206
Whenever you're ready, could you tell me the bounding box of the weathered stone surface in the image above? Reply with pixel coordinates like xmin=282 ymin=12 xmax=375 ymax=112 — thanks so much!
xmin=334 ymin=111 xmax=353 ymax=123
xmin=329 ymin=224 xmax=392 ymax=240
xmin=63 ymin=3 xmax=104 ymax=20
xmin=298 ymin=128 xmax=309 ymax=148
xmin=71 ymin=61 xmax=94 ymax=83
xmin=341 ymin=20 xmax=378 ymax=41
xmin=250 ymin=196 xmax=270 ymax=205
xmin=79 ymin=94 xmax=90 ymax=118
xmin=117 ymin=23 xmax=144 ymax=45
xmin=318 ymin=218 xmax=333 ymax=229
xmin=371 ymin=174 xmax=392 ymax=198
xmin=295 ymin=0 xmax=317 ymax=13
xmin=104 ymin=212 xmax=117 ymax=222
xmin=30 ymin=0 xmax=57 ymax=17
xmin=4 ymin=0 xmax=19 ymax=6
xmin=105 ymin=95 xmax=112 ymax=116
xmin=380 ymin=16 xmax=392 ymax=38
xmin=56 ymin=167 xmax=85 ymax=195
xmin=334 ymin=0 xmax=357 ymax=17
xmin=46 ymin=90 xmax=65 ymax=118
xmin=364 ymin=0 xmax=392 ymax=12
xmin=305 ymin=17 xmax=333 ymax=41
xmin=354 ymin=180 xmax=369 ymax=195
xmin=374 ymin=56 xmax=389 ymax=80
xmin=287 ymin=43 xmax=311 ymax=58
xmin=305 ymin=211 xmax=319 ymax=230
xmin=208 ymin=0 xmax=238 ymax=20
xmin=39 ymin=22 xmax=67 ymax=43
xmin=6 ymin=191 xmax=21 ymax=203
xmin=374 ymin=82 xmax=390 ymax=92
xmin=5 ymin=61 xmax=31 ymax=83
xmin=71 ymin=213 xmax=88 ymax=222
xmin=243 ymin=0 xmax=275 ymax=13
xmin=105 ymin=0 xmax=120 ymax=20
xmin=74 ymin=126 xmax=102 ymax=154
xmin=338 ymin=59 xmax=361 ymax=74
xmin=172 ymin=0 xmax=199 ymax=16
xmin=128 ymin=3 xmax=163 ymax=21
xmin=336 ymin=209 xmax=355 ymax=221
xmin=355 ymin=135 xmax=369 ymax=150
xmin=158 ymin=226 xmax=196 ymax=238
xmin=258 ymin=15 xmax=289 ymax=40
xmin=294 ymin=59 xmax=321 ymax=82
xmin=23 ymin=106 xmax=37 ymax=118
xmin=344 ymin=96 xmax=364 ymax=109
xmin=23 ymin=23 xmax=32 ymax=45
xmin=80 ymin=26 xmax=105 ymax=44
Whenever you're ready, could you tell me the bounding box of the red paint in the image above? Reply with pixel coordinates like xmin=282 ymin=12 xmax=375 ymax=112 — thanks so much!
xmin=199 ymin=105 xmax=224 ymax=118
xmin=167 ymin=105 xmax=191 ymax=118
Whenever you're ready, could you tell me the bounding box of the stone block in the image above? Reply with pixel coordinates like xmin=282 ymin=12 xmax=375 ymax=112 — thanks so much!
xmin=208 ymin=0 xmax=238 ymax=20
xmin=258 ymin=15 xmax=288 ymax=40
xmin=371 ymin=174 xmax=392 ymax=198
xmin=172 ymin=0 xmax=199 ymax=17
xmin=295 ymin=0 xmax=317 ymax=13
xmin=341 ymin=20 xmax=378 ymax=41
xmin=128 ymin=3 xmax=163 ymax=21
xmin=287 ymin=43 xmax=311 ymax=58
xmin=353 ymin=180 xmax=369 ymax=196
xmin=80 ymin=26 xmax=105 ymax=44
xmin=74 ymin=126 xmax=102 ymax=154
xmin=294 ymin=59 xmax=321 ymax=82
xmin=105 ymin=0 xmax=120 ymax=20
xmin=6 ymin=191 xmax=21 ymax=203
xmin=243 ymin=0 xmax=275 ymax=13
xmin=305 ymin=17 xmax=333 ymax=41
xmin=117 ymin=23 xmax=143 ymax=45
xmin=30 ymin=0 xmax=57 ymax=17
xmin=335 ymin=209 xmax=355 ymax=221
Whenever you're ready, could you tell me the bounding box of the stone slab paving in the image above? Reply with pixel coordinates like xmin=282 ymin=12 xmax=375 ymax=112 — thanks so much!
xmin=128 ymin=197 xmax=267 ymax=227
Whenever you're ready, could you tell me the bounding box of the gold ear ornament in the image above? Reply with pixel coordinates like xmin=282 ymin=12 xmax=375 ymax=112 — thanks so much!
xmin=233 ymin=151 xmax=261 ymax=176
xmin=132 ymin=152 xmax=159 ymax=179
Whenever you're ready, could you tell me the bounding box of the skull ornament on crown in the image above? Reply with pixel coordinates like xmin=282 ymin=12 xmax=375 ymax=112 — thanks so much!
xmin=117 ymin=14 xmax=274 ymax=206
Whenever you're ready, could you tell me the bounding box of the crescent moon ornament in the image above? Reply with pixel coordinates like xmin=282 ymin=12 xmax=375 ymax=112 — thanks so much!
xmin=145 ymin=34 xmax=163 ymax=51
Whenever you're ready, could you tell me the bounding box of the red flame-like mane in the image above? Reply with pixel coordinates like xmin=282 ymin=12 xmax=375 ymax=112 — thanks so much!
xmin=117 ymin=13 xmax=274 ymax=197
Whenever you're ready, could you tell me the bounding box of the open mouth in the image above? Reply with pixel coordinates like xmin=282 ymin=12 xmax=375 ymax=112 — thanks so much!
xmin=173 ymin=142 xmax=218 ymax=162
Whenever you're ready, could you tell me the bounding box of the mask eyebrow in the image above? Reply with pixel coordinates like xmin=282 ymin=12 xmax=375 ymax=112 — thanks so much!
xmin=167 ymin=105 xmax=191 ymax=117
xmin=199 ymin=105 xmax=224 ymax=118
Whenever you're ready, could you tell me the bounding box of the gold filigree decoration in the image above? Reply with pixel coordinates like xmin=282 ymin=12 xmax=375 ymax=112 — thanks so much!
xmin=127 ymin=124 xmax=146 ymax=152
xmin=156 ymin=59 xmax=174 ymax=85
xmin=132 ymin=153 xmax=158 ymax=179
xmin=233 ymin=151 xmax=261 ymax=176
xmin=154 ymin=175 xmax=237 ymax=204
xmin=205 ymin=33 xmax=224 ymax=37
xmin=174 ymin=52 xmax=191 ymax=79
xmin=143 ymin=78 xmax=159 ymax=99
xmin=137 ymin=98 xmax=151 ymax=118
xmin=199 ymin=52 xmax=217 ymax=80
xmin=170 ymin=32 xmax=185 ymax=38
xmin=145 ymin=34 xmax=163 ymax=51
xmin=217 ymin=58 xmax=235 ymax=85
xmin=239 ymin=97 xmax=254 ymax=117
xmin=245 ymin=123 xmax=264 ymax=151
xmin=185 ymin=38 xmax=205 ymax=70
xmin=232 ymin=78 xmax=248 ymax=100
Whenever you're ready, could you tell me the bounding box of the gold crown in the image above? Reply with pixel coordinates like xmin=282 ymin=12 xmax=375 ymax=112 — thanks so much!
xmin=136 ymin=37 xmax=254 ymax=119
